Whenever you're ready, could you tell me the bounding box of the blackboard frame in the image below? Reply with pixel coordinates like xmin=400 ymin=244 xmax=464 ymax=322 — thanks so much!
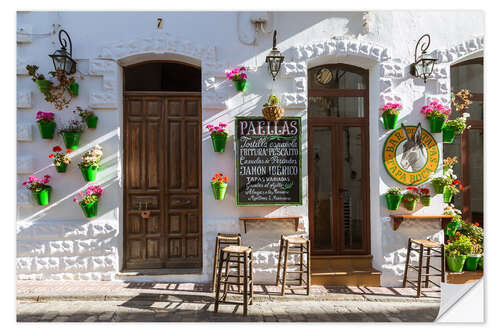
xmin=234 ymin=116 xmax=302 ymax=206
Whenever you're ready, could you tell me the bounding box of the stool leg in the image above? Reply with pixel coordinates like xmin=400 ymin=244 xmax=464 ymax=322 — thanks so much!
xmin=281 ymin=240 xmax=289 ymax=296
xmin=416 ymin=244 xmax=424 ymax=298
xmin=306 ymin=239 xmax=311 ymax=296
xmin=300 ymin=242 xmax=304 ymax=286
xmin=441 ymin=244 xmax=446 ymax=283
xmin=243 ymin=251 xmax=248 ymax=316
xmin=238 ymin=240 xmax=242 ymax=293
xmin=425 ymin=247 xmax=431 ymax=288
xmin=249 ymin=251 xmax=254 ymax=305
xmin=212 ymin=238 xmax=220 ymax=292
xmin=276 ymin=235 xmax=284 ymax=286
xmin=223 ymin=252 xmax=231 ymax=301
xmin=214 ymin=251 xmax=225 ymax=313
xmin=402 ymin=239 xmax=412 ymax=288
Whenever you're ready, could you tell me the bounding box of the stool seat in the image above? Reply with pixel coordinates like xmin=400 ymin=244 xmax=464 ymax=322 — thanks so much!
xmin=223 ymin=245 xmax=252 ymax=254
xmin=283 ymin=236 xmax=307 ymax=244
xmin=411 ymin=239 xmax=442 ymax=248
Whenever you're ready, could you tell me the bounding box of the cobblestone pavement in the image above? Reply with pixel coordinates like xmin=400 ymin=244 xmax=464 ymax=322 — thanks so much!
xmin=17 ymin=299 xmax=439 ymax=322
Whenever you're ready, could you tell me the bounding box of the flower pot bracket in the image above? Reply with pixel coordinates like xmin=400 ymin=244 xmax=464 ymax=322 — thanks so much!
xmin=239 ymin=216 xmax=303 ymax=233
xmin=390 ymin=214 xmax=453 ymax=230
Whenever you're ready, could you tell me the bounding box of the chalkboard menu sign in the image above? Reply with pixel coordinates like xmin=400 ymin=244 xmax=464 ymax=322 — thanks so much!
xmin=235 ymin=117 xmax=302 ymax=206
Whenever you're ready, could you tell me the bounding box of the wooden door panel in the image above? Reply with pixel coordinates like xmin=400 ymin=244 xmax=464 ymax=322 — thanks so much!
xmin=146 ymin=121 xmax=161 ymax=189
xmin=167 ymin=120 xmax=182 ymax=190
xmin=186 ymin=121 xmax=200 ymax=189
xmin=126 ymin=121 xmax=144 ymax=190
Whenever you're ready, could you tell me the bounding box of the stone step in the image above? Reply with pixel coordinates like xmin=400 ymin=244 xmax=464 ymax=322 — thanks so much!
xmin=311 ymin=255 xmax=381 ymax=286
xmin=311 ymin=255 xmax=374 ymax=269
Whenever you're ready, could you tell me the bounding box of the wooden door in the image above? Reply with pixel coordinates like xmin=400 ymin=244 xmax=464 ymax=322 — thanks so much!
xmin=123 ymin=93 xmax=202 ymax=270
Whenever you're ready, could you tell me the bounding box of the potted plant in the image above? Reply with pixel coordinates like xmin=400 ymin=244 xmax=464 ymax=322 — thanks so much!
xmin=78 ymin=145 xmax=103 ymax=182
xmin=73 ymin=184 xmax=103 ymax=218
xmin=444 ymin=179 xmax=462 ymax=203
xmin=226 ymin=66 xmax=247 ymax=92
xmin=35 ymin=111 xmax=56 ymax=139
xmin=445 ymin=235 xmax=473 ymax=272
xmin=464 ymin=243 xmax=482 ymax=271
xmin=211 ymin=173 xmax=228 ymax=200
xmin=49 ymin=146 xmax=72 ymax=173
xmin=455 ymin=222 xmax=484 ymax=271
xmin=58 ymin=119 xmax=85 ymax=150
xmin=380 ymin=102 xmax=403 ymax=130
xmin=74 ymin=106 xmax=98 ymax=129
xmin=402 ymin=186 xmax=419 ymax=211
xmin=431 ymin=173 xmax=451 ymax=194
xmin=443 ymin=113 xmax=471 ymax=143
xmin=262 ymin=94 xmax=284 ymax=121
xmin=206 ymin=122 xmax=229 ymax=152
xmin=26 ymin=65 xmax=52 ymax=94
xmin=22 ymin=174 xmax=52 ymax=206
xmin=419 ymin=187 xmax=431 ymax=206
xmin=445 ymin=214 xmax=463 ymax=237
xmin=385 ymin=187 xmax=403 ymax=210
xmin=420 ymin=100 xmax=452 ymax=133
xmin=443 ymin=156 xmax=458 ymax=174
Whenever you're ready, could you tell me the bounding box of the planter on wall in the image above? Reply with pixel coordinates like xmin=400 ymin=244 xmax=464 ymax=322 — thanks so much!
xmin=85 ymin=115 xmax=98 ymax=129
xmin=37 ymin=122 xmax=56 ymax=139
xmin=442 ymin=126 xmax=456 ymax=143
xmin=80 ymin=201 xmax=98 ymax=218
xmin=445 ymin=220 xmax=461 ymax=236
xmin=32 ymin=186 xmax=52 ymax=206
xmin=80 ymin=165 xmax=98 ymax=181
xmin=382 ymin=113 xmax=398 ymax=130
xmin=464 ymin=254 xmax=481 ymax=271
xmin=420 ymin=196 xmax=431 ymax=206
xmin=55 ymin=163 xmax=69 ymax=173
xmin=35 ymin=79 xmax=51 ymax=94
xmin=234 ymin=80 xmax=246 ymax=92
xmin=404 ymin=200 xmax=417 ymax=211
xmin=68 ymin=82 xmax=79 ymax=96
xmin=446 ymin=255 xmax=466 ymax=272
xmin=211 ymin=182 xmax=227 ymax=200
xmin=61 ymin=132 xmax=82 ymax=150
xmin=385 ymin=193 xmax=403 ymax=210
xmin=443 ymin=187 xmax=453 ymax=203
xmin=478 ymin=256 xmax=484 ymax=270
xmin=428 ymin=116 xmax=445 ymax=133
xmin=432 ymin=183 xmax=444 ymax=194
xmin=211 ymin=135 xmax=228 ymax=152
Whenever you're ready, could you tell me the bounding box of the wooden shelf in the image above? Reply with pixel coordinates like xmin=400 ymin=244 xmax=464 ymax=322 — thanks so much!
xmin=390 ymin=215 xmax=453 ymax=230
xmin=239 ymin=216 xmax=302 ymax=233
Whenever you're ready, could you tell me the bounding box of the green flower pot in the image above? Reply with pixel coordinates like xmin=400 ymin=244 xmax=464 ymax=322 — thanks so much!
xmin=35 ymin=79 xmax=51 ymax=94
xmin=211 ymin=134 xmax=228 ymax=153
xmin=429 ymin=116 xmax=445 ymax=133
xmin=80 ymin=165 xmax=98 ymax=181
xmin=37 ymin=122 xmax=56 ymax=139
xmin=446 ymin=255 xmax=467 ymax=272
xmin=234 ymin=80 xmax=246 ymax=92
xmin=443 ymin=166 xmax=451 ymax=174
xmin=382 ymin=113 xmax=398 ymax=130
xmin=385 ymin=193 xmax=403 ymax=210
xmin=61 ymin=132 xmax=82 ymax=150
xmin=443 ymin=187 xmax=453 ymax=203
xmin=80 ymin=201 xmax=98 ymax=218
xmin=464 ymin=255 xmax=481 ymax=271
xmin=478 ymin=256 xmax=484 ymax=270
xmin=442 ymin=126 xmax=456 ymax=143
xmin=55 ymin=163 xmax=69 ymax=173
xmin=85 ymin=115 xmax=98 ymax=129
xmin=32 ymin=186 xmax=51 ymax=206
xmin=67 ymin=82 xmax=79 ymax=96
xmin=432 ymin=182 xmax=444 ymax=194
xmin=420 ymin=196 xmax=431 ymax=206
xmin=404 ymin=199 xmax=417 ymax=211
xmin=445 ymin=220 xmax=461 ymax=236
xmin=211 ymin=182 xmax=228 ymax=200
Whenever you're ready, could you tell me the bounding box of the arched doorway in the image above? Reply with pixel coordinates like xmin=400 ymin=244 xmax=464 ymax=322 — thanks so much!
xmin=308 ymin=63 xmax=371 ymax=255
xmin=122 ymin=61 xmax=202 ymax=271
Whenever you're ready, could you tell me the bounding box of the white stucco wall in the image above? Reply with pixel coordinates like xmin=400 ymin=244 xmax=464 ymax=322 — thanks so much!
xmin=16 ymin=11 xmax=484 ymax=285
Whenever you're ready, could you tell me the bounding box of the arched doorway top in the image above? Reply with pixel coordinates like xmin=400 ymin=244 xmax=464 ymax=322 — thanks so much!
xmin=435 ymin=35 xmax=484 ymax=64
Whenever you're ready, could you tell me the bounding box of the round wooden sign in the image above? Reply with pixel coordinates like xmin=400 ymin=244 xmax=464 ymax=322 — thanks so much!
xmin=383 ymin=123 xmax=439 ymax=185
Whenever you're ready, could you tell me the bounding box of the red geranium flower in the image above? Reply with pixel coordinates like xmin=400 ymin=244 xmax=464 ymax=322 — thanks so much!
xmin=453 ymin=180 xmax=461 ymax=184
xmin=48 ymin=154 xmax=55 ymax=158
xmin=474 ymin=222 xmax=479 ymax=227
xmin=66 ymin=149 xmax=72 ymax=153
xmin=53 ymin=146 xmax=62 ymax=153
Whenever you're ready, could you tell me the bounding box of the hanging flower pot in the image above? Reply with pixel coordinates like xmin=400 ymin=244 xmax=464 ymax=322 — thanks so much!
xmin=478 ymin=256 xmax=484 ymax=270
xmin=211 ymin=173 xmax=229 ymax=200
xmin=234 ymin=80 xmax=246 ymax=92
xmin=403 ymin=199 xmax=417 ymax=211
xmin=85 ymin=115 xmax=99 ymax=129
xmin=80 ymin=165 xmax=98 ymax=181
xmin=428 ymin=116 xmax=445 ymax=133
xmin=35 ymin=79 xmax=52 ymax=94
xmin=432 ymin=182 xmax=444 ymax=194
xmin=61 ymin=132 xmax=82 ymax=150
xmin=464 ymin=254 xmax=481 ymax=271
xmin=211 ymin=135 xmax=228 ymax=152
xmin=420 ymin=101 xmax=451 ymax=133
xmin=442 ymin=126 xmax=457 ymax=143
xmin=382 ymin=113 xmax=398 ymax=130
xmin=49 ymin=146 xmax=72 ymax=174
xmin=80 ymin=200 xmax=99 ymax=218
xmin=69 ymin=82 xmax=79 ymax=96
xmin=443 ymin=187 xmax=453 ymax=203
xmin=37 ymin=122 xmax=56 ymax=139
xmin=32 ymin=186 xmax=52 ymax=206
xmin=226 ymin=67 xmax=247 ymax=92
xmin=445 ymin=220 xmax=461 ymax=237
xmin=446 ymin=255 xmax=467 ymax=272
xmin=262 ymin=94 xmax=284 ymax=121
xmin=420 ymin=196 xmax=431 ymax=206
xmin=443 ymin=165 xmax=451 ymax=174
xmin=385 ymin=193 xmax=403 ymax=210
xmin=55 ymin=163 xmax=68 ymax=173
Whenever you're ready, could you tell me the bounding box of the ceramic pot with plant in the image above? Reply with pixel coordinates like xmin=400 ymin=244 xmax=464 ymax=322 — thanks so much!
xmin=78 ymin=145 xmax=103 ymax=182
xmin=420 ymin=100 xmax=452 ymax=133
xmin=380 ymin=102 xmax=402 ymax=130
xmin=58 ymin=119 xmax=85 ymax=150
xmin=211 ymin=173 xmax=228 ymax=200
xmin=445 ymin=215 xmax=462 ymax=237
xmin=455 ymin=221 xmax=484 ymax=271
xmin=226 ymin=67 xmax=247 ymax=92
xmin=26 ymin=65 xmax=52 ymax=94
xmin=35 ymin=111 xmax=57 ymax=139
xmin=464 ymin=243 xmax=482 ymax=271
xmin=385 ymin=187 xmax=403 ymax=210
xmin=22 ymin=174 xmax=52 ymax=206
xmin=262 ymin=94 xmax=284 ymax=121
xmin=49 ymin=146 xmax=72 ymax=173
xmin=206 ymin=122 xmax=229 ymax=153
xmin=443 ymin=113 xmax=471 ymax=143
xmin=73 ymin=184 xmax=103 ymax=218
xmin=445 ymin=235 xmax=473 ymax=272
xmin=431 ymin=173 xmax=451 ymax=194
xmin=419 ymin=187 xmax=431 ymax=206
xmin=402 ymin=186 xmax=419 ymax=211
xmin=74 ymin=106 xmax=98 ymax=129
xmin=443 ymin=180 xmax=462 ymax=203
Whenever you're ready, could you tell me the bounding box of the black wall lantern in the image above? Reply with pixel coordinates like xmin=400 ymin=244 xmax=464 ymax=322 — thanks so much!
xmin=49 ymin=29 xmax=77 ymax=75
xmin=410 ymin=34 xmax=437 ymax=83
xmin=265 ymin=30 xmax=285 ymax=80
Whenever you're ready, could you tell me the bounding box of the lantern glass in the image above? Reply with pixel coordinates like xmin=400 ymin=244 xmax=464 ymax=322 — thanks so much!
xmin=49 ymin=48 xmax=76 ymax=74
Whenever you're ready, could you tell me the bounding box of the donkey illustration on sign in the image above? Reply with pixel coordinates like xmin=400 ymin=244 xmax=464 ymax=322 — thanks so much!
xmin=400 ymin=123 xmax=426 ymax=172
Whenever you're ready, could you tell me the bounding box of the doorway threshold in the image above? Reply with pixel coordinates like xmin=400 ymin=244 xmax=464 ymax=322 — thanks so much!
xmin=117 ymin=268 xmax=202 ymax=277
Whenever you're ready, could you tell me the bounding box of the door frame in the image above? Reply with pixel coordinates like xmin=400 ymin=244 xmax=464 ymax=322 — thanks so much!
xmin=122 ymin=91 xmax=202 ymax=271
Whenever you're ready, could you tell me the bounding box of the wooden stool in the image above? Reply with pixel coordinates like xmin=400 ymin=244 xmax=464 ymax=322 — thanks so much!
xmin=214 ymin=245 xmax=253 ymax=316
xmin=403 ymin=238 xmax=445 ymax=297
xmin=276 ymin=235 xmax=311 ymax=296
xmin=211 ymin=233 xmax=242 ymax=292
